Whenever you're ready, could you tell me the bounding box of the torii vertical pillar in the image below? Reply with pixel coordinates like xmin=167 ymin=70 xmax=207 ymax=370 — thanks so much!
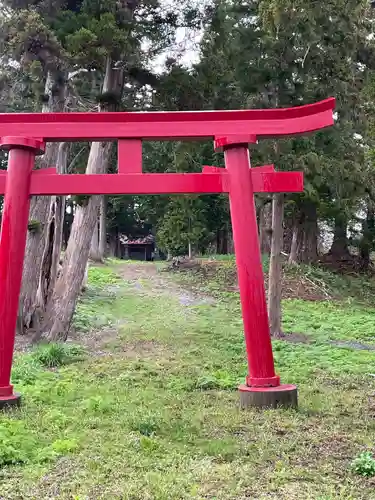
xmin=216 ymin=135 xmax=297 ymax=409
xmin=0 ymin=137 xmax=44 ymax=408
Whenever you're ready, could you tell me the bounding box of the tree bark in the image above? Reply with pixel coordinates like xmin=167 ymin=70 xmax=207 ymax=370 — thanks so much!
xmin=259 ymin=200 xmax=272 ymax=255
xmin=268 ymin=194 xmax=284 ymax=338
xmin=360 ymin=204 xmax=374 ymax=270
xmin=19 ymin=71 xmax=66 ymax=333
xmin=288 ymin=222 xmax=300 ymax=265
xmin=300 ymin=223 xmax=318 ymax=264
xmin=99 ymin=196 xmax=107 ymax=259
xmin=283 ymin=216 xmax=294 ymax=255
xmin=188 ymin=241 xmax=192 ymax=259
xmin=38 ymin=57 xmax=123 ymax=342
xmin=108 ymin=233 xmax=118 ymax=257
xmin=37 ymin=143 xmax=68 ymax=309
xmin=216 ymin=228 xmax=228 ymax=254
xmin=290 ymin=202 xmax=319 ymax=264
xmin=329 ymin=213 xmax=350 ymax=258
xmin=81 ymin=262 xmax=89 ymax=292
xmin=89 ymin=217 xmax=101 ymax=261
xmin=39 ymin=142 xmax=113 ymax=341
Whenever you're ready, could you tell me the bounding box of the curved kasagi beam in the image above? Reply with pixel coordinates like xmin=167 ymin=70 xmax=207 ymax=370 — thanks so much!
xmin=0 ymin=98 xmax=335 ymax=142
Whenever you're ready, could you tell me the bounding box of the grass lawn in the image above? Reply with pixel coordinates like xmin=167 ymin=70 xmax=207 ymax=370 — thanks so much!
xmin=0 ymin=261 xmax=374 ymax=499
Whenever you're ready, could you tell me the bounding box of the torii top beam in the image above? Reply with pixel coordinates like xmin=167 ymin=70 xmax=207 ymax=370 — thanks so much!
xmin=0 ymin=98 xmax=335 ymax=142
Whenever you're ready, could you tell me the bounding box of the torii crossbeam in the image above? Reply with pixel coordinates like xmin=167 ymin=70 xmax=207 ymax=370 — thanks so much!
xmin=0 ymin=97 xmax=335 ymax=409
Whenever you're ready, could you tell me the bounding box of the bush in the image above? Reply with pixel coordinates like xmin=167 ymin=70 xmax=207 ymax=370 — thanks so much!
xmin=32 ymin=343 xmax=85 ymax=368
xmin=351 ymin=451 xmax=375 ymax=477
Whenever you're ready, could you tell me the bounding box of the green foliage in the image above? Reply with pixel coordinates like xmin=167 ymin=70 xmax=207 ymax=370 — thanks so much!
xmin=0 ymin=263 xmax=374 ymax=497
xmin=0 ymin=421 xmax=54 ymax=467
xmin=31 ymin=343 xmax=85 ymax=368
xmin=351 ymin=452 xmax=375 ymax=477
xmin=87 ymin=266 xmax=121 ymax=288
xmin=11 ymin=355 xmax=43 ymax=385
xmin=157 ymin=196 xmax=211 ymax=256
xmin=129 ymin=415 xmax=160 ymax=436
xmin=72 ymin=195 xmax=91 ymax=207
xmin=51 ymin=438 xmax=78 ymax=454
xmin=73 ymin=266 xmax=121 ymax=332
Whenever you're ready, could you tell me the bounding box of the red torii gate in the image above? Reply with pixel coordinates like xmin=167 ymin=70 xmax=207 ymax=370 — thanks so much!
xmin=0 ymin=97 xmax=335 ymax=409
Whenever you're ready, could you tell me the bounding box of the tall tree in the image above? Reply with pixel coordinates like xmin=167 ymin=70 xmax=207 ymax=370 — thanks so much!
xmin=38 ymin=0 xmax=197 ymax=341
xmin=0 ymin=8 xmax=68 ymax=331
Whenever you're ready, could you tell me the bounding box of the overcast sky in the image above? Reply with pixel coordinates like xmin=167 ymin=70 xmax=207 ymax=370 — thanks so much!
xmin=150 ymin=0 xmax=207 ymax=73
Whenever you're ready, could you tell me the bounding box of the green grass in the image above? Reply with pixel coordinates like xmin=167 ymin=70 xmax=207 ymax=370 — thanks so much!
xmin=283 ymin=299 xmax=375 ymax=345
xmin=0 ymin=263 xmax=374 ymax=498
xmin=175 ymin=254 xmax=375 ymax=302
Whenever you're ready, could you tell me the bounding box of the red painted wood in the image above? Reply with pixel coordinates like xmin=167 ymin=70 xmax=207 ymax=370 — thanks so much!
xmin=252 ymin=172 xmax=303 ymax=193
xmin=0 ymin=170 xmax=303 ymax=195
xmin=224 ymin=144 xmax=280 ymax=387
xmin=0 ymin=98 xmax=335 ymax=141
xmin=0 ymin=171 xmax=301 ymax=195
xmin=118 ymin=139 xmax=142 ymax=173
xmin=0 ymin=145 xmax=39 ymax=397
xmin=32 ymin=168 xmax=57 ymax=175
xmin=214 ymin=134 xmax=257 ymax=151
xmin=0 ymin=137 xmax=45 ymax=154
xmin=0 ymin=96 xmax=335 ymax=400
xmin=0 ymin=171 xmax=5 ymax=194
xmin=28 ymin=173 xmax=228 ymax=195
xmin=202 ymin=164 xmax=275 ymax=174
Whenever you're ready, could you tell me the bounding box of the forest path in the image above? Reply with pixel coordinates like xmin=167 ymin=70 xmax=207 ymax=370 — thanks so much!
xmin=116 ymin=261 xmax=214 ymax=307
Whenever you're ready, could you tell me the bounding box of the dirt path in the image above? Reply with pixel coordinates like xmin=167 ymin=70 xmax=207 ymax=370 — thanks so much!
xmin=66 ymin=263 xmax=215 ymax=357
xmin=117 ymin=262 xmax=215 ymax=307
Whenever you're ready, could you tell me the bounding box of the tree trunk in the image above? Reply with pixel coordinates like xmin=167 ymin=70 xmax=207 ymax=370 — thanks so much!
xmin=221 ymin=227 xmax=228 ymax=254
xmin=360 ymin=204 xmax=375 ymax=271
xmin=39 ymin=142 xmax=113 ymax=341
xmin=288 ymin=222 xmax=300 ymax=265
xmin=81 ymin=262 xmax=89 ymax=292
xmin=294 ymin=202 xmax=319 ymax=264
xmin=36 ymin=143 xmax=68 ymax=310
xmin=188 ymin=241 xmax=192 ymax=259
xmin=283 ymin=216 xmax=294 ymax=255
xmin=89 ymin=217 xmax=101 ymax=261
xmin=37 ymin=57 xmax=123 ymax=342
xmin=19 ymin=71 xmax=66 ymax=333
xmin=108 ymin=233 xmax=117 ymax=257
xmin=287 ymin=202 xmax=319 ymax=264
xmin=268 ymin=194 xmax=284 ymax=338
xmin=99 ymin=196 xmax=107 ymax=259
xmin=216 ymin=228 xmax=228 ymax=254
xmin=259 ymin=200 xmax=272 ymax=255
xmin=329 ymin=214 xmax=350 ymax=258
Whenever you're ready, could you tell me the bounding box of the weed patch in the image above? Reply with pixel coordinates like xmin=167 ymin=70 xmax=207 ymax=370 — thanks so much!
xmin=351 ymin=451 xmax=375 ymax=477
xmin=32 ymin=343 xmax=85 ymax=368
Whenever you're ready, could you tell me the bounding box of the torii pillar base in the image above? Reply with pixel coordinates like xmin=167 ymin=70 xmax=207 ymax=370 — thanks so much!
xmin=0 ymin=391 xmax=21 ymax=410
xmin=239 ymin=384 xmax=298 ymax=409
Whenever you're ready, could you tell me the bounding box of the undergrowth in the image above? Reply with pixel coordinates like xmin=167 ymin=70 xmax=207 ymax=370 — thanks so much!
xmin=32 ymin=343 xmax=85 ymax=368
xmin=0 ymin=262 xmax=374 ymax=499
xmin=173 ymin=254 xmax=375 ymax=303
xmin=351 ymin=451 xmax=375 ymax=477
